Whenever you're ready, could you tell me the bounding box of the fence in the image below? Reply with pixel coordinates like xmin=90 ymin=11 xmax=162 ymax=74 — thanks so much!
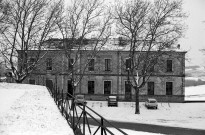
xmin=47 ymin=87 xmax=128 ymax=135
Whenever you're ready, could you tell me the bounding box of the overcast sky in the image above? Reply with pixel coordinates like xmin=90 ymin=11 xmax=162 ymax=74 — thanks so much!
xmin=179 ymin=0 xmax=205 ymax=67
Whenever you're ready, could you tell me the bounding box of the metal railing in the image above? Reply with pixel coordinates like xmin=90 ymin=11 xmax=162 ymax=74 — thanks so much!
xmin=48 ymin=87 xmax=128 ymax=135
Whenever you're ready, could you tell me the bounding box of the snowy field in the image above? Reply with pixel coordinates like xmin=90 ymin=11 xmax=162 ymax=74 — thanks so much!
xmin=0 ymin=83 xmax=162 ymax=135
xmin=185 ymin=85 xmax=205 ymax=101
xmin=0 ymin=83 xmax=74 ymax=135
xmin=82 ymin=86 xmax=205 ymax=130
xmin=1 ymin=83 xmax=205 ymax=135
xmin=84 ymin=101 xmax=205 ymax=130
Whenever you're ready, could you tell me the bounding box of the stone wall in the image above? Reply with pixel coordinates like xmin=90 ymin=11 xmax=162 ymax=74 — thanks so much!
xmin=23 ymin=50 xmax=186 ymax=102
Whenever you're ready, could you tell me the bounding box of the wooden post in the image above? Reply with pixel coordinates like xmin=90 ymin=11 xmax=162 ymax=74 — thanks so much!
xmin=101 ymin=118 xmax=104 ymax=135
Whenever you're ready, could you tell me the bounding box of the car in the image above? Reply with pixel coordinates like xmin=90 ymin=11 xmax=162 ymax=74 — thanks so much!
xmin=74 ymin=95 xmax=87 ymax=105
xmin=145 ymin=98 xmax=158 ymax=109
xmin=107 ymin=96 xmax=118 ymax=107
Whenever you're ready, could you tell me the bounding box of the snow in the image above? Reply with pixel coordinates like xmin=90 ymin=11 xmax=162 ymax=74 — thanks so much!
xmin=185 ymin=77 xmax=199 ymax=81
xmin=1 ymin=83 xmax=205 ymax=135
xmin=185 ymin=85 xmax=205 ymax=101
xmin=0 ymin=83 xmax=74 ymax=135
xmin=82 ymin=126 xmax=163 ymax=135
xmin=84 ymin=101 xmax=205 ymax=130
xmin=81 ymin=85 xmax=205 ymax=131
xmin=0 ymin=83 xmax=162 ymax=135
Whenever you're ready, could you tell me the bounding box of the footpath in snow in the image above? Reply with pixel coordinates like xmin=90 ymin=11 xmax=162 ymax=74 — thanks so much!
xmin=0 ymin=83 xmax=74 ymax=135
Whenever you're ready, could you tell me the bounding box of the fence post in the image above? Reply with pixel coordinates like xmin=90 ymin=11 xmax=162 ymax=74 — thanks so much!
xmin=61 ymin=89 xmax=64 ymax=115
xmin=83 ymin=104 xmax=85 ymax=135
xmin=72 ymin=98 xmax=75 ymax=129
xmin=101 ymin=118 xmax=104 ymax=135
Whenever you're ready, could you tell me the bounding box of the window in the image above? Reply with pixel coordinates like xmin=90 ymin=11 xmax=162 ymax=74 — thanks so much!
xmin=166 ymin=82 xmax=173 ymax=95
xmin=104 ymin=81 xmax=111 ymax=94
xmin=88 ymin=59 xmax=94 ymax=71
xmin=88 ymin=81 xmax=95 ymax=94
xmin=126 ymin=58 xmax=131 ymax=70
xmin=28 ymin=58 xmax=36 ymax=70
xmin=167 ymin=60 xmax=172 ymax=72
xmin=125 ymin=81 xmax=132 ymax=99
xmin=46 ymin=58 xmax=52 ymax=70
xmin=29 ymin=79 xmax=35 ymax=84
xmin=68 ymin=59 xmax=74 ymax=70
xmin=46 ymin=79 xmax=53 ymax=91
xmin=29 ymin=58 xmax=35 ymax=65
xmin=149 ymin=65 xmax=154 ymax=72
xmin=147 ymin=82 xmax=154 ymax=95
xmin=105 ymin=59 xmax=111 ymax=71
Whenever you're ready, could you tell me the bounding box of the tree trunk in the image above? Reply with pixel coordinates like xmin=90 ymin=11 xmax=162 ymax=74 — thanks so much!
xmin=135 ymin=87 xmax=140 ymax=114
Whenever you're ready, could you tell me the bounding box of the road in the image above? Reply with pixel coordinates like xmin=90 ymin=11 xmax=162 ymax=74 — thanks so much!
xmin=84 ymin=118 xmax=205 ymax=135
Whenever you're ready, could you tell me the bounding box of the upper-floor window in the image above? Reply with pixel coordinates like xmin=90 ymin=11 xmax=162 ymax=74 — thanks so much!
xmin=167 ymin=60 xmax=172 ymax=72
xmin=126 ymin=58 xmax=131 ymax=70
xmin=147 ymin=82 xmax=154 ymax=95
xmin=105 ymin=59 xmax=111 ymax=71
xmin=148 ymin=65 xmax=154 ymax=72
xmin=29 ymin=58 xmax=36 ymax=65
xmin=28 ymin=58 xmax=36 ymax=70
xmin=88 ymin=59 xmax=94 ymax=71
xmin=166 ymin=82 xmax=173 ymax=95
xmin=68 ymin=58 xmax=74 ymax=70
xmin=46 ymin=58 xmax=52 ymax=70
xmin=88 ymin=81 xmax=95 ymax=94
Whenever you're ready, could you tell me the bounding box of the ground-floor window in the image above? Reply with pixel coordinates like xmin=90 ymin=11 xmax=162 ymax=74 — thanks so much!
xmin=166 ymin=82 xmax=173 ymax=95
xmin=46 ymin=79 xmax=53 ymax=91
xmin=104 ymin=81 xmax=111 ymax=94
xmin=88 ymin=81 xmax=95 ymax=94
xmin=125 ymin=81 xmax=132 ymax=100
xmin=67 ymin=80 xmax=73 ymax=97
xmin=147 ymin=82 xmax=154 ymax=95
xmin=29 ymin=79 xmax=35 ymax=85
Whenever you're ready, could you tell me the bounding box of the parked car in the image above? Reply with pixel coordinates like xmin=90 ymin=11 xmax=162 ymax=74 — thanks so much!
xmin=145 ymin=98 xmax=158 ymax=109
xmin=74 ymin=95 xmax=87 ymax=105
xmin=107 ymin=96 xmax=118 ymax=107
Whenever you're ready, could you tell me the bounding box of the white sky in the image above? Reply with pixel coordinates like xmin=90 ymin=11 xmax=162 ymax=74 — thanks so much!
xmin=179 ymin=0 xmax=205 ymax=66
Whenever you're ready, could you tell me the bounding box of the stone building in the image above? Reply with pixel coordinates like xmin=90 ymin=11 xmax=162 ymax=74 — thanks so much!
xmin=21 ymin=42 xmax=186 ymax=102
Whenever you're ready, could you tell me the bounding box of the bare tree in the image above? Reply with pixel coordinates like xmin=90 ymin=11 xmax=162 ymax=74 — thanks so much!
xmin=0 ymin=0 xmax=62 ymax=83
xmin=114 ymin=0 xmax=186 ymax=114
xmin=0 ymin=0 xmax=10 ymax=33
xmin=55 ymin=0 xmax=112 ymax=96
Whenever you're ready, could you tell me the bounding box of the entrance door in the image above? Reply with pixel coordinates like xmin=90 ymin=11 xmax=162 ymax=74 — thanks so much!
xmin=46 ymin=79 xmax=53 ymax=91
xmin=67 ymin=80 xmax=73 ymax=97
xmin=125 ymin=81 xmax=132 ymax=100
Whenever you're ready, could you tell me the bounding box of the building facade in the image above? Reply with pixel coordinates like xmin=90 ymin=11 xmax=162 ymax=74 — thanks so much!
xmin=22 ymin=49 xmax=186 ymax=102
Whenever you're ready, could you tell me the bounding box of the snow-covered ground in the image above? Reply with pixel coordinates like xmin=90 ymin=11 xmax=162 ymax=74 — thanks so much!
xmin=0 ymin=83 xmax=162 ymax=135
xmin=0 ymin=83 xmax=74 ymax=135
xmin=82 ymin=85 xmax=205 ymax=130
xmin=185 ymin=85 xmax=205 ymax=101
xmin=84 ymin=101 xmax=205 ymax=130
xmin=1 ymin=83 xmax=205 ymax=135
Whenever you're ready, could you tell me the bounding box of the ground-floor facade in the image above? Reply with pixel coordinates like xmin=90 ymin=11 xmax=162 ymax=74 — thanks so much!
xmin=25 ymin=73 xmax=185 ymax=102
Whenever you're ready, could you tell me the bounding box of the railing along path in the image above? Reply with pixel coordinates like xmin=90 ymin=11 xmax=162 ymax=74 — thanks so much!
xmin=48 ymin=88 xmax=128 ymax=135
